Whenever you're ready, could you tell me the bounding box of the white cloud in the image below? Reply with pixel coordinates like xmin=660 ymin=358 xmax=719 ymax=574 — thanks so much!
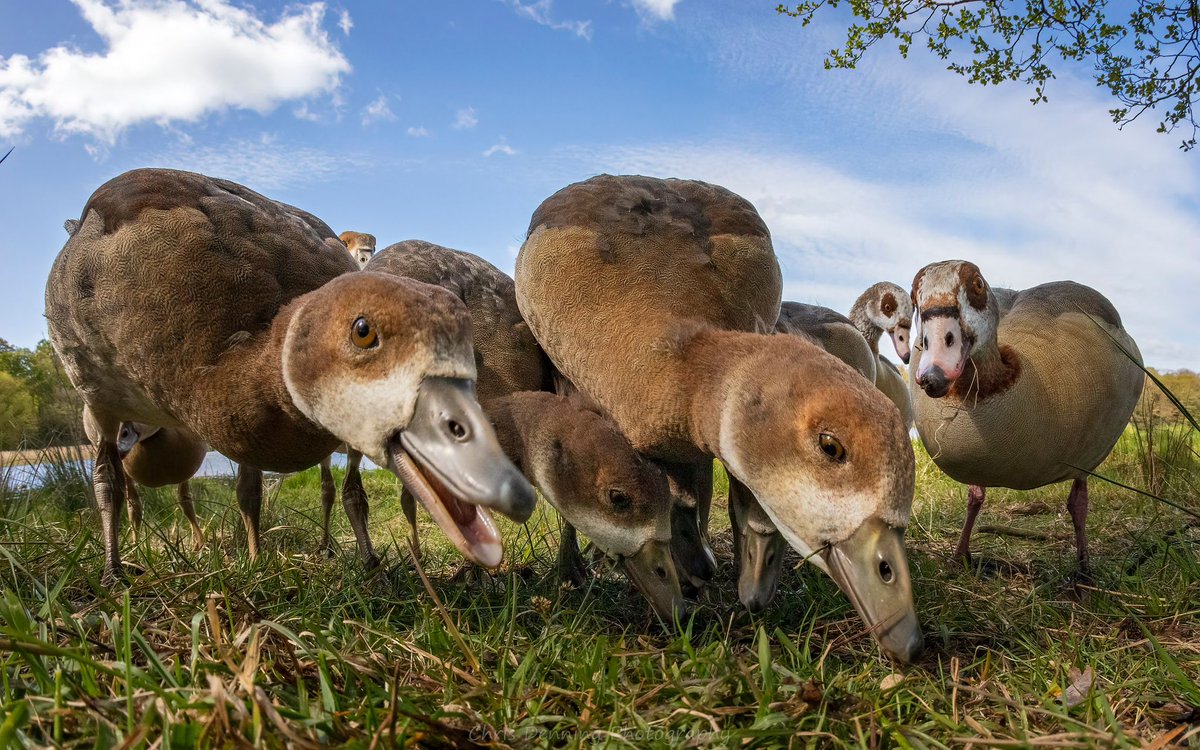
xmin=292 ymin=102 xmax=321 ymax=122
xmin=0 ymin=0 xmax=349 ymax=143
xmin=630 ymin=0 xmax=681 ymax=21
xmin=338 ymin=9 xmax=353 ymax=36
xmin=503 ymin=0 xmax=592 ymax=39
xmin=453 ymin=106 xmax=478 ymax=130
xmin=483 ymin=138 xmax=516 ymax=157
xmin=151 ymin=134 xmax=377 ymax=191
xmin=406 ymin=125 xmax=430 ymax=137
xmin=361 ymin=94 xmax=396 ymax=126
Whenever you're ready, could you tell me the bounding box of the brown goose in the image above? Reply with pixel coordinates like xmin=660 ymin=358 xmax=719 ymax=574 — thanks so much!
xmin=361 ymin=240 xmax=683 ymax=617
xmin=729 ymin=301 xmax=879 ymax=612
xmin=909 ymin=260 xmax=1143 ymax=572
xmin=515 ymin=175 xmax=922 ymax=661
xmin=850 ymin=282 xmax=914 ymax=426
xmin=46 ymin=168 xmax=533 ymax=580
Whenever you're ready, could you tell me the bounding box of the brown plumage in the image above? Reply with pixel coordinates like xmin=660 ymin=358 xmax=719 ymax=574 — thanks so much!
xmin=46 ymin=168 xmax=532 ymax=579
xmin=909 ymin=260 xmax=1144 ymax=571
xmin=516 ymin=174 xmax=922 ymax=661
xmin=364 ymin=240 xmax=551 ymax=400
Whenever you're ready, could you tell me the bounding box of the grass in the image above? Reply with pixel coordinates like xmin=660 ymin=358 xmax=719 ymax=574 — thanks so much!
xmin=0 ymin=435 xmax=1197 ymax=748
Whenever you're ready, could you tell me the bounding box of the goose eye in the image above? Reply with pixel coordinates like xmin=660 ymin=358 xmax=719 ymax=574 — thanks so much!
xmin=971 ymin=276 xmax=985 ymax=295
xmin=608 ymin=488 xmax=632 ymax=511
xmin=818 ymin=433 xmax=846 ymax=463
xmin=351 ymin=316 xmax=378 ymax=349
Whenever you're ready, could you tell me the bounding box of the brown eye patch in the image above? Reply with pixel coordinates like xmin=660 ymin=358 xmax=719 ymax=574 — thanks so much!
xmin=880 ymin=292 xmax=897 ymax=317
xmin=351 ymin=316 xmax=378 ymax=348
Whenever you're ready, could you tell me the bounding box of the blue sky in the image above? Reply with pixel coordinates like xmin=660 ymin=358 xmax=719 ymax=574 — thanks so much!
xmin=1 ymin=0 xmax=1197 ymax=369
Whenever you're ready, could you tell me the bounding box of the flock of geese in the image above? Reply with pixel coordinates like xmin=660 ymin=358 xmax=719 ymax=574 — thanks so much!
xmin=44 ymin=169 xmax=1144 ymax=663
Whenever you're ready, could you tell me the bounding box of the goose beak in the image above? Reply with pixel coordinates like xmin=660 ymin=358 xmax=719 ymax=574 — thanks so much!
xmin=736 ymin=526 xmax=786 ymax=614
xmin=621 ymin=539 xmax=688 ymax=622
xmin=890 ymin=328 xmax=911 ymax=364
xmin=669 ymin=504 xmax=717 ymax=593
xmin=914 ymin=316 xmax=967 ymax=397
xmin=820 ymin=517 xmax=923 ymax=663
xmin=387 ymin=377 xmax=537 ymax=568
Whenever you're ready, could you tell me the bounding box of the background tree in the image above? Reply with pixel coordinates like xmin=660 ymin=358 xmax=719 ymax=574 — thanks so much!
xmin=777 ymin=0 xmax=1200 ymax=150
xmin=0 ymin=338 xmax=83 ymax=448
xmin=0 ymin=371 xmax=37 ymax=449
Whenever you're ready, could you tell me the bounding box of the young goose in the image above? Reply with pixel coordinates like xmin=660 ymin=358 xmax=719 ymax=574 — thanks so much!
xmin=850 ymin=282 xmax=915 ymax=426
xmin=487 ymin=391 xmax=683 ymax=619
xmin=729 ymin=301 xmax=879 ymax=612
xmin=515 ymin=175 xmax=922 ymax=662
xmin=45 ymin=168 xmax=534 ymax=580
xmin=362 ymin=240 xmax=683 ymax=614
xmin=909 ymin=260 xmax=1143 ymax=571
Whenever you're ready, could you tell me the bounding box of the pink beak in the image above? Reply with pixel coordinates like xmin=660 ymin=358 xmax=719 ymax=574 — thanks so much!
xmin=914 ymin=316 xmax=968 ymax=398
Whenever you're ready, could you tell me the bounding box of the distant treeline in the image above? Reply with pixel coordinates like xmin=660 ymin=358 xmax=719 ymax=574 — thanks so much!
xmin=0 ymin=335 xmax=1194 ymax=452
xmin=0 ymin=339 xmax=84 ymax=450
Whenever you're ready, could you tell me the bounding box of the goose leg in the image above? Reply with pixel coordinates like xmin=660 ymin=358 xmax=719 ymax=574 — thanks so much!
xmin=557 ymin=521 xmax=588 ymax=587
xmin=952 ymin=484 xmax=986 ymax=566
xmin=236 ymin=465 xmax=263 ymax=559
xmin=124 ymin=475 xmax=142 ymax=544
xmin=94 ymin=439 xmax=128 ymax=582
xmin=341 ymin=449 xmax=379 ymax=570
xmin=177 ymin=481 xmax=205 ymax=551
xmin=1066 ymin=479 xmax=1090 ymax=574
xmin=400 ymin=485 xmax=420 ymax=562
xmin=318 ymin=455 xmax=336 ymax=556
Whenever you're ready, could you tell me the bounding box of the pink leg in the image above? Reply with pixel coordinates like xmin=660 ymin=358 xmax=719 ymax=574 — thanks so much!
xmin=952 ymin=485 xmax=986 ymax=565
xmin=1066 ymin=479 xmax=1089 ymax=573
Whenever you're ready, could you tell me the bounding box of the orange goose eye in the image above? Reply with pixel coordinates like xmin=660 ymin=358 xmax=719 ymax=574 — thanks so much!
xmin=351 ymin=316 xmax=378 ymax=349
xmin=818 ymin=433 xmax=846 ymax=463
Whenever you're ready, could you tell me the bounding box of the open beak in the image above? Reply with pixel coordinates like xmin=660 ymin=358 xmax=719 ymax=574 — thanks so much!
xmin=737 ymin=526 xmax=786 ymax=614
xmin=621 ymin=539 xmax=687 ymax=622
xmin=820 ymin=517 xmax=923 ymax=663
xmin=669 ymin=504 xmax=716 ymax=593
xmin=387 ymin=377 xmax=537 ymax=568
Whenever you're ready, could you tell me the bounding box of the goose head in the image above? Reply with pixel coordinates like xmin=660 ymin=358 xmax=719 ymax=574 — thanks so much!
xmin=282 ymin=272 xmax=536 ymax=567
xmin=339 ymin=231 xmax=377 ymax=269
xmin=531 ymin=399 xmax=683 ymax=621
xmin=863 ymin=282 xmax=914 ymax=363
xmin=729 ymin=479 xmax=787 ymax=613
xmin=910 ymin=260 xmax=999 ymax=398
xmin=718 ymin=344 xmax=922 ymax=662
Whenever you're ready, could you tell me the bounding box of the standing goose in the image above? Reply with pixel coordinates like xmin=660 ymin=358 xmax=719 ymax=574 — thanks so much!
xmin=362 ymin=240 xmax=683 ymax=617
xmin=909 ymin=260 xmax=1143 ymax=572
xmin=850 ymin=282 xmax=915 ymax=426
xmin=46 ymin=168 xmax=534 ymax=580
xmin=515 ymin=175 xmax=922 ymax=661
xmin=729 ymin=301 xmax=879 ymax=612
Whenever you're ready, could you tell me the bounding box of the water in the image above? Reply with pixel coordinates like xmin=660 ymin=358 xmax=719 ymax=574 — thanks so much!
xmin=2 ymin=450 xmax=381 ymax=491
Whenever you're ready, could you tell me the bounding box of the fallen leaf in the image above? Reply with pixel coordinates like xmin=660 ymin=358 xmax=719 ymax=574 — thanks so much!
xmin=880 ymin=673 xmax=905 ymax=691
xmin=1061 ymin=666 xmax=1094 ymax=708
